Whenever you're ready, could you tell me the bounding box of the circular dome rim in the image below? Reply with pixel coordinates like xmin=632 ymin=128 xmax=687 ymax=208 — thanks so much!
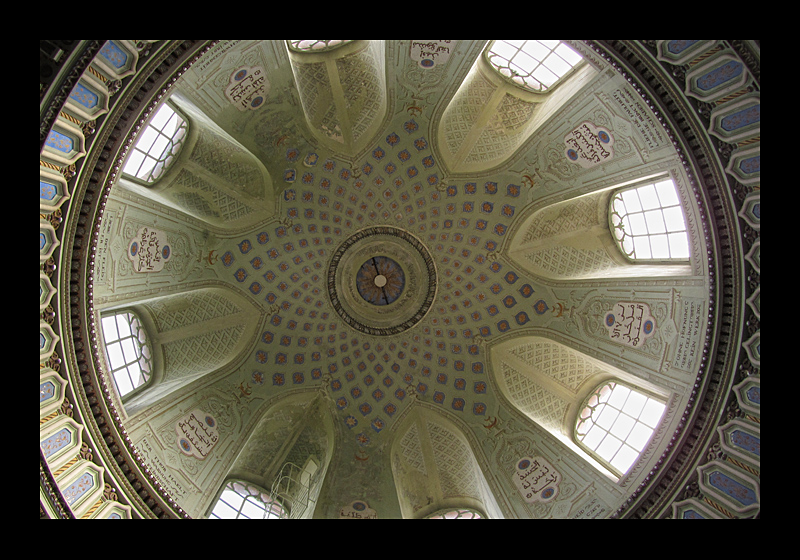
xmin=40 ymin=39 xmax=755 ymax=519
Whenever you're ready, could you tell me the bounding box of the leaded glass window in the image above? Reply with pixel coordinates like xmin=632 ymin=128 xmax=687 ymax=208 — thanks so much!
xmin=575 ymin=381 xmax=666 ymax=476
xmin=209 ymin=480 xmax=287 ymax=519
xmin=610 ymin=178 xmax=690 ymax=261
xmin=426 ymin=508 xmax=483 ymax=519
xmin=122 ymin=102 xmax=187 ymax=183
xmin=485 ymin=40 xmax=583 ymax=92
xmin=100 ymin=311 xmax=152 ymax=397
xmin=287 ymin=40 xmax=352 ymax=53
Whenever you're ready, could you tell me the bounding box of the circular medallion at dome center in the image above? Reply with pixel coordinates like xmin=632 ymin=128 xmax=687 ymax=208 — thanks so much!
xmin=328 ymin=226 xmax=437 ymax=336
xmin=356 ymin=256 xmax=405 ymax=305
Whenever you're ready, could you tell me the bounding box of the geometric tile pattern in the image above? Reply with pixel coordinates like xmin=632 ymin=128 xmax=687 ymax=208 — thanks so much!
xmin=221 ymin=123 xmax=547 ymax=443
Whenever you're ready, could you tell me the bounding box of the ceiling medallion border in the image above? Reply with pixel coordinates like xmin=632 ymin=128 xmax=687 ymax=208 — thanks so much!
xmin=327 ymin=226 xmax=437 ymax=336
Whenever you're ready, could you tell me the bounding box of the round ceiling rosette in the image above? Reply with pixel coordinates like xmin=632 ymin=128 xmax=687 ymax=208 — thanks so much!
xmin=327 ymin=226 xmax=437 ymax=336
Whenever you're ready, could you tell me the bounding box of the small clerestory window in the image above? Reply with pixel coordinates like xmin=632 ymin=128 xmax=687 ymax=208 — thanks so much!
xmin=574 ymin=380 xmax=666 ymax=477
xmin=122 ymin=102 xmax=187 ymax=183
xmin=485 ymin=40 xmax=583 ymax=92
xmin=100 ymin=310 xmax=152 ymax=397
xmin=209 ymin=480 xmax=287 ymax=519
xmin=426 ymin=508 xmax=483 ymax=519
xmin=287 ymin=40 xmax=352 ymax=53
xmin=609 ymin=178 xmax=690 ymax=261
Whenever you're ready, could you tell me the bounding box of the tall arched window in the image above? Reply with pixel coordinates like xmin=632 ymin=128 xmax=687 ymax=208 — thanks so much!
xmin=209 ymin=480 xmax=287 ymax=519
xmin=485 ymin=40 xmax=583 ymax=92
xmin=100 ymin=311 xmax=152 ymax=397
xmin=122 ymin=102 xmax=187 ymax=183
xmin=574 ymin=380 xmax=666 ymax=477
xmin=609 ymin=178 xmax=690 ymax=261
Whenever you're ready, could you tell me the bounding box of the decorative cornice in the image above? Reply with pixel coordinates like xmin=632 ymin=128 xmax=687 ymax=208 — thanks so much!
xmin=587 ymin=40 xmax=750 ymax=518
xmin=58 ymin=40 xmax=214 ymax=519
xmin=41 ymin=40 xmax=757 ymax=519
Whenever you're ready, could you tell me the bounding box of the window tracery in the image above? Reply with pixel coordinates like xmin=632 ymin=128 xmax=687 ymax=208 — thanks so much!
xmin=209 ymin=480 xmax=287 ymax=519
xmin=609 ymin=178 xmax=690 ymax=261
xmin=574 ymin=380 xmax=666 ymax=477
xmin=122 ymin=102 xmax=187 ymax=183
xmin=99 ymin=310 xmax=152 ymax=397
xmin=287 ymin=40 xmax=352 ymax=53
xmin=485 ymin=40 xmax=583 ymax=92
xmin=425 ymin=508 xmax=484 ymax=519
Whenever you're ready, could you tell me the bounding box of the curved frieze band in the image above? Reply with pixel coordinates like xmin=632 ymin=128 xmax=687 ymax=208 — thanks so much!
xmin=587 ymin=40 xmax=756 ymax=518
xmin=40 ymin=40 xmax=759 ymax=519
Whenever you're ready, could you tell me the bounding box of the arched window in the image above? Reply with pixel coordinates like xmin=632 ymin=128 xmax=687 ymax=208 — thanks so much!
xmin=609 ymin=178 xmax=690 ymax=261
xmin=574 ymin=380 xmax=666 ymax=477
xmin=100 ymin=311 xmax=152 ymax=397
xmin=209 ymin=480 xmax=287 ymax=519
xmin=485 ymin=40 xmax=583 ymax=92
xmin=122 ymin=101 xmax=187 ymax=183
xmin=426 ymin=508 xmax=483 ymax=519
xmin=287 ymin=40 xmax=352 ymax=53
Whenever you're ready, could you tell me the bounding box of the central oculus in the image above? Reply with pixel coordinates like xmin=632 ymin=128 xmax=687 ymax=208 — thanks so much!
xmin=327 ymin=226 xmax=437 ymax=336
xmin=356 ymin=256 xmax=405 ymax=305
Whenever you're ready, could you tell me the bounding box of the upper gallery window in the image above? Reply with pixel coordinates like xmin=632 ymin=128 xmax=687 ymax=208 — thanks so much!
xmin=209 ymin=480 xmax=286 ymax=519
xmin=485 ymin=40 xmax=583 ymax=92
xmin=426 ymin=508 xmax=483 ymax=519
xmin=574 ymin=380 xmax=666 ymax=477
xmin=100 ymin=311 xmax=152 ymax=397
xmin=609 ymin=178 xmax=690 ymax=261
xmin=122 ymin=102 xmax=187 ymax=183
xmin=287 ymin=40 xmax=352 ymax=53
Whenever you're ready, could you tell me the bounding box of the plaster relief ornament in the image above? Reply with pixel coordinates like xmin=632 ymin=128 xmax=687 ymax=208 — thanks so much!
xmin=128 ymin=226 xmax=171 ymax=273
xmin=564 ymin=120 xmax=614 ymax=168
xmin=604 ymin=301 xmax=657 ymax=348
xmin=514 ymin=456 xmax=562 ymax=504
xmin=175 ymin=409 xmax=219 ymax=459
xmin=339 ymin=500 xmax=378 ymax=519
xmin=328 ymin=226 xmax=437 ymax=336
xmin=225 ymin=66 xmax=269 ymax=111
xmin=409 ymin=40 xmax=454 ymax=68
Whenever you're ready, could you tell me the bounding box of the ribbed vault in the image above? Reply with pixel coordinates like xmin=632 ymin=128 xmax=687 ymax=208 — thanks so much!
xmin=39 ymin=40 xmax=760 ymax=520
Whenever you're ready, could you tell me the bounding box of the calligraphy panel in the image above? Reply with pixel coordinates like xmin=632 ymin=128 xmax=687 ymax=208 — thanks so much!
xmin=564 ymin=121 xmax=614 ymax=168
xmin=410 ymin=40 xmax=454 ymax=68
xmin=175 ymin=409 xmax=219 ymax=459
xmin=513 ymin=456 xmax=561 ymax=504
xmin=339 ymin=500 xmax=378 ymax=519
xmin=128 ymin=226 xmax=171 ymax=273
xmin=604 ymin=301 xmax=656 ymax=348
xmin=225 ymin=66 xmax=269 ymax=111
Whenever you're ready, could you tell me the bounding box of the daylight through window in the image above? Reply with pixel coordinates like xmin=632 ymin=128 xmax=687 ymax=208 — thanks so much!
xmin=485 ymin=40 xmax=583 ymax=92
xmin=610 ymin=178 xmax=690 ymax=260
xmin=288 ymin=40 xmax=352 ymax=53
xmin=122 ymin=102 xmax=187 ymax=183
xmin=209 ymin=480 xmax=286 ymax=519
xmin=100 ymin=311 xmax=152 ymax=397
xmin=426 ymin=508 xmax=483 ymax=519
xmin=575 ymin=381 xmax=666 ymax=476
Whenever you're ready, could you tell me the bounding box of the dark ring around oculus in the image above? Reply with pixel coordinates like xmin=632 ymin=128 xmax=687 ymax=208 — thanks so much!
xmin=327 ymin=226 xmax=437 ymax=336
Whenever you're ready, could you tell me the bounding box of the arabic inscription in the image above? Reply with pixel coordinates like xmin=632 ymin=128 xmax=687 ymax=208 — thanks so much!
xmin=175 ymin=409 xmax=219 ymax=460
xmin=604 ymin=301 xmax=656 ymax=348
xmin=514 ymin=456 xmax=562 ymax=504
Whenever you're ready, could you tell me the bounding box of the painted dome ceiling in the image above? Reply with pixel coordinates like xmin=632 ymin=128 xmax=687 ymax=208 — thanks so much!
xmin=39 ymin=40 xmax=761 ymax=519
